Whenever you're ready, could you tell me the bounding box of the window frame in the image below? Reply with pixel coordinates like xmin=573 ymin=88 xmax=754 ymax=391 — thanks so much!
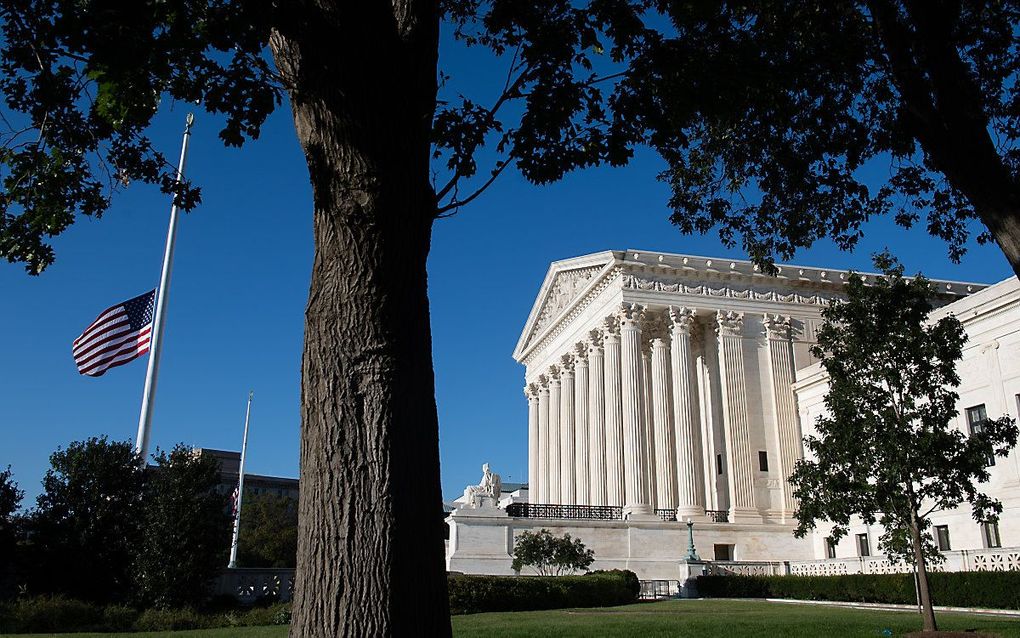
xmin=856 ymin=532 xmax=871 ymax=557
xmin=934 ymin=525 xmax=951 ymax=552
xmin=758 ymin=450 xmax=769 ymax=472
xmin=983 ymin=521 xmax=1002 ymax=549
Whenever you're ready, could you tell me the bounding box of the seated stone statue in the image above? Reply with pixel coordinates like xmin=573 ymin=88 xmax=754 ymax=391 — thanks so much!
xmin=462 ymin=463 xmax=502 ymax=508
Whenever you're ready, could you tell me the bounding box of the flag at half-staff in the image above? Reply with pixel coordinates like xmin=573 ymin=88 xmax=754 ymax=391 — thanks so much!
xmin=72 ymin=290 xmax=156 ymax=377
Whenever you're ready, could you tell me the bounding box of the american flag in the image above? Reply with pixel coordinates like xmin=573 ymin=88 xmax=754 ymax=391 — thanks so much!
xmin=72 ymin=290 xmax=156 ymax=377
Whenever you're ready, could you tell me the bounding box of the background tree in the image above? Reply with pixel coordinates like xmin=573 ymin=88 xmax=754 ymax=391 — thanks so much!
xmin=134 ymin=444 xmax=231 ymax=609
xmin=27 ymin=438 xmax=145 ymax=603
xmin=237 ymin=492 xmax=298 ymax=569
xmin=0 ymin=466 xmax=24 ymax=599
xmin=789 ymin=254 xmax=1018 ymax=633
xmin=511 ymin=529 xmax=595 ymax=576
xmin=456 ymin=1 xmax=1020 ymax=278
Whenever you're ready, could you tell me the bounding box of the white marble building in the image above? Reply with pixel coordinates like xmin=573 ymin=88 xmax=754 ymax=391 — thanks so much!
xmin=446 ymin=249 xmax=1020 ymax=579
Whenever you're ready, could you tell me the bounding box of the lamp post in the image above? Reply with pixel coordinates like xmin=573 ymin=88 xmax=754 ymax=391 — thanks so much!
xmin=685 ymin=517 xmax=700 ymax=561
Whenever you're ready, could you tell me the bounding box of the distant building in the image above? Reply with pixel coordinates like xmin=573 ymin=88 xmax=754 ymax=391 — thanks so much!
xmin=193 ymin=448 xmax=299 ymax=500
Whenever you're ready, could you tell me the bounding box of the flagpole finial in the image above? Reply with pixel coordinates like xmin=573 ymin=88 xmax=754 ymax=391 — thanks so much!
xmin=185 ymin=112 xmax=195 ymax=131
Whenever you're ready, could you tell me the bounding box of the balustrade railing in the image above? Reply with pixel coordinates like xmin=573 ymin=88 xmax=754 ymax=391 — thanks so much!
xmin=655 ymin=508 xmax=677 ymax=522
xmin=505 ymin=503 xmax=623 ymax=520
xmin=705 ymin=509 xmax=730 ymax=523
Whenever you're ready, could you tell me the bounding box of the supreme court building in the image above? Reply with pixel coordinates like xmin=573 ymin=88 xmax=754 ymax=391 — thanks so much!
xmin=446 ymin=249 xmax=1020 ymax=581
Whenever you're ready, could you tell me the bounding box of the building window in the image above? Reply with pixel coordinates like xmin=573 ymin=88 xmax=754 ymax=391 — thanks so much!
xmin=714 ymin=544 xmax=734 ymax=561
xmin=758 ymin=451 xmax=769 ymax=472
xmin=983 ymin=521 xmax=1002 ymax=549
xmin=716 ymin=454 xmax=724 ymax=475
xmin=825 ymin=537 xmax=837 ymax=559
xmin=857 ymin=533 xmax=871 ymax=557
xmin=966 ymin=404 xmax=995 ymax=466
xmin=934 ymin=525 xmax=951 ymax=551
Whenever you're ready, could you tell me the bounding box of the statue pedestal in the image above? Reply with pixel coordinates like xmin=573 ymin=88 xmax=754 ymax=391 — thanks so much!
xmin=446 ymin=505 xmax=514 ymax=575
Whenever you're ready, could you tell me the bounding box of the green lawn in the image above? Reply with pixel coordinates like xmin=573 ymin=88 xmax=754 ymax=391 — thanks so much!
xmin=6 ymin=600 xmax=1020 ymax=638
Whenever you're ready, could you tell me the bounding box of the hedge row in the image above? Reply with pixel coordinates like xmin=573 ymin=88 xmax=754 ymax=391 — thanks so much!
xmin=0 ymin=597 xmax=292 ymax=634
xmin=1 ymin=571 xmax=641 ymax=632
xmin=696 ymin=571 xmax=1020 ymax=610
xmin=448 ymin=570 xmax=640 ymax=614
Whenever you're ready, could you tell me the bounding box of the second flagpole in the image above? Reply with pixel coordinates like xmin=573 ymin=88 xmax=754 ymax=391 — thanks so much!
xmin=135 ymin=113 xmax=195 ymax=461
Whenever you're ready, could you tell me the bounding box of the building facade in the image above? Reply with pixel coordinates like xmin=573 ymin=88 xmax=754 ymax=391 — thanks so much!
xmin=447 ymin=249 xmax=1020 ymax=578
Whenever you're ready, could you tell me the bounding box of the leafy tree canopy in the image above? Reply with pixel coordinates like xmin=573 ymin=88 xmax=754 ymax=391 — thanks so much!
xmin=789 ymin=252 xmax=1018 ymax=630
xmin=134 ymin=444 xmax=231 ymax=609
xmin=8 ymin=1 xmax=1020 ymax=276
xmin=29 ymin=437 xmax=145 ymax=603
xmin=511 ymin=528 xmax=595 ymax=576
xmin=237 ymin=492 xmax=298 ymax=569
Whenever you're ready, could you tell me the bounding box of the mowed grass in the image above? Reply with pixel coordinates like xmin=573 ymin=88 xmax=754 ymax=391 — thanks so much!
xmin=6 ymin=599 xmax=1020 ymax=638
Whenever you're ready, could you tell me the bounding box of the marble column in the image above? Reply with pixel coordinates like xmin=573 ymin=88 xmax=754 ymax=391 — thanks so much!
xmin=559 ymin=354 xmax=576 ymax=505
xmin=548 ymin=364 xmax=561 ymax=504
xmin=669 ymin=306 xmax=706 ymax=517
xmin=537 ymin=375 xmax=550 ymax=503
xmin=573 ymin=343 xmax=590 ymax=505
xmin=602 ymin=317 xmax=626 ymax=506
xmin=526 ymin=383 xmax=540 ymax=503
xmin=641 ymin=343 xmax=657 ymax=506
xmin=587 ymin=329 xmax=608 ymax=505
xmin=715 ymin=311 xmax=757 ymax=520
xmin=649 ymin=315 xmax=678 ymax=512
xmin=763 ymin=314 xmax=801 ymax=521
xmin=618 ymin=303 xmax=653 ymax=517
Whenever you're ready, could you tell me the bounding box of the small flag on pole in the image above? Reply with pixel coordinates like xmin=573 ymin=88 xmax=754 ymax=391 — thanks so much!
xmin=73 ymin=290 xmax=156 ymax=377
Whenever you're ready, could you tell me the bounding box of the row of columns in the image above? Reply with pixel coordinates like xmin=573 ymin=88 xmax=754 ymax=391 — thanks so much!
xmin=525 ymin=304 xmax=800 ymax=520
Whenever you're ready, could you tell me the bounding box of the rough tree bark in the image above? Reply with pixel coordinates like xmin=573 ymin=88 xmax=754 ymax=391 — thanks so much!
xmin=270 ymin=1 xmax=451 ymax=636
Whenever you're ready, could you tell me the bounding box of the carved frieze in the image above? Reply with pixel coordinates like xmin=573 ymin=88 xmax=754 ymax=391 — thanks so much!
xmin=622 ymin=274 xmax=837 ymax=307
xmin=532 ymin=266 xmax=604 ymax=335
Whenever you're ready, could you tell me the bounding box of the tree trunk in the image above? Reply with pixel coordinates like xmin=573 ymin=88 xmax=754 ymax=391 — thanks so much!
xmin=270 ymin=1 xmax=450 ymax=636
xmin=909 ymin=510 xmax=938 ymax=633
xmin=869 ymin=0 xmax=1020 ymax=281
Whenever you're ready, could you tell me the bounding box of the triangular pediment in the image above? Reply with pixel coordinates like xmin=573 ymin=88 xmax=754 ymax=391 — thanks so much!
xmin=513 ymin=252 xmax=618 ymax=361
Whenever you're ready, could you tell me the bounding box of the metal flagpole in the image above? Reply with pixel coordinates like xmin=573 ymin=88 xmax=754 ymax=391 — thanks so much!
xmin=134 ymin=113 xmax=195 ymax=461
xmin=228 ymin=391 xmax=254 ymax=569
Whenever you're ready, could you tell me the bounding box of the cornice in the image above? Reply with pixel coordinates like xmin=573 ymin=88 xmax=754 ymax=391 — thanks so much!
xmin=516 ymin=249 xmax=991 ymax=369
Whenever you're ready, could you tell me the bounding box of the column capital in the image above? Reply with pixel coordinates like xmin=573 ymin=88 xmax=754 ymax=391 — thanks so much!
xmin=715 ymin=310 xmax=745 ymax=338
xmin=668 ymin=306 xmax=697 ymax=335
xmin=538 ymin=373 xmax=550 ymax=389
xmin=643 ymin=311 xmax=669 ymax=347
xmin=548 ymin=364 xmax=561 ymax=381
xmin=616 ymin=302 xmax=645 ymax=329
xmin=588 ymin=328 xmax=605 ymax=353
xmin=603 ymin=315 xmax=621 ymax=341
xmin=573 ymin=342 xmax=589 ymax=364
xmin=560 ymin=353 xmax=575 ymax=373
xmin=525 ymin=383 xmax=540 ymax=400
xmin=762 ymin=313 xmax=792 ymax=340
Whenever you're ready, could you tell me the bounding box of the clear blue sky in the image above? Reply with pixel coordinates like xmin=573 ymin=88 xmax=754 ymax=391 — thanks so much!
xmin=1 ymin=31 xmax=1013 ymax=507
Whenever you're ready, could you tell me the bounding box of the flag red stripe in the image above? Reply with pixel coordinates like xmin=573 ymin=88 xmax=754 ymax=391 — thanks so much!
xmin=73 ymin=307 xmax=129 ymax=346
xmin=72 ymin=317 xmax=132 ymax=357
xmin=74 ymin=311 xmax=129 ymax=349
xmin=79 ymin=332 xmax=151 ymax=376
xmin=84 ymin=343 xmax=151 ymax=377
xmin=76 ymin=326 xmax=150 ymax=369
xmin=77 ymin=327 xmax=151 ymax=373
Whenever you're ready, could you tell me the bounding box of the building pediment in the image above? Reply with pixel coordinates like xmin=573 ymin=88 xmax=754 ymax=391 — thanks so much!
xmin=512 ymin=252 xmax=618 ymax=361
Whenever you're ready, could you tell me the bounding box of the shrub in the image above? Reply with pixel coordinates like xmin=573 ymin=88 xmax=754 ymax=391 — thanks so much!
xmin=696 ymin=571 xmax=1020 ymax=610
xmin=447 ymin=569 xmax=639 ymax=614
xmin=0 ymin=595 xmax=103 ymax=633
xmin=133 ymin=607 xmax=212 ymax=631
